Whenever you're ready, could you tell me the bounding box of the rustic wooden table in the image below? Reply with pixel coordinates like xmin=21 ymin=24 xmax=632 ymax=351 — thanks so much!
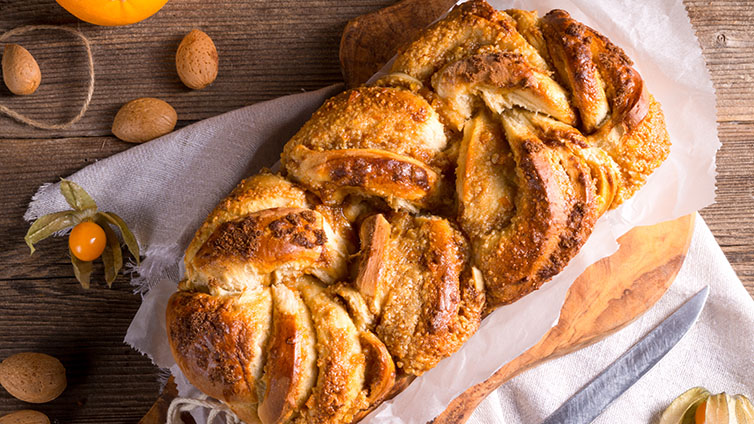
xmin=0 ymin=0 xmax=752 ymax=422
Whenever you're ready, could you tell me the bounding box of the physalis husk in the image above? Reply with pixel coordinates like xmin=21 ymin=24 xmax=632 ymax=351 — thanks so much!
xmin=24 ymin=179 xmax=140 ymax=288
xmin=659 ymin=386 xmax=754 ymax=424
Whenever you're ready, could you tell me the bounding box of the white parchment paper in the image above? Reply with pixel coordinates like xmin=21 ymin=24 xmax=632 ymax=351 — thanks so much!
xmin=23 ymin=0 xmax=718 ymax=423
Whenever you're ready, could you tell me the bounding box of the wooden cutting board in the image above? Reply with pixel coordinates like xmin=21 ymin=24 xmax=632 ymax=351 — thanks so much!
xmin=140 ymin=1 xmax=696 ymax=422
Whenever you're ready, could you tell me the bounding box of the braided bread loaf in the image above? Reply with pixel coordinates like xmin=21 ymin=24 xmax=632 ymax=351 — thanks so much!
xmin=166 ymin=2 xmax=670 ymax=422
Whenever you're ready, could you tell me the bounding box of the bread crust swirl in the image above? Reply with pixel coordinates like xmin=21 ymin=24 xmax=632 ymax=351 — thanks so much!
xmin=387 ymin=1 xmax=670 ymax=307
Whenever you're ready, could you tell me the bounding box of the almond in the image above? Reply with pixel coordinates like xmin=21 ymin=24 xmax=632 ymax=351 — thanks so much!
xmin=112 ymin=97 xmax=177 ymax=143
xmin=0 ymin=410 xmax=50 ymax=424
xmin=176 ymin=29 xmax=218 ymax=90
xmin=0 ymin=353 xmax=66 ymax=404
xmin=2 ymin=44 xmax=41 ymax=95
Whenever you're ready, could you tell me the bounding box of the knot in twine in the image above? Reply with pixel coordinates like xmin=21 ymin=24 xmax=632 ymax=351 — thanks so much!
xmin=167 ymin=394 xmax=242 ymax=424
xmin=0 ymin=25 xmax=94 ymax=130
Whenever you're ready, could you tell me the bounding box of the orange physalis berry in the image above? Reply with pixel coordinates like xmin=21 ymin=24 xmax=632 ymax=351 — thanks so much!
xmin=69 ymin=221 xmax=106 ymax=261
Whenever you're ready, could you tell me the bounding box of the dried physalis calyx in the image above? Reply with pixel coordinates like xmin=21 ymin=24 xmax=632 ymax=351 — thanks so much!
xmin=24 ymin=179 xmax=140 ymax=288
xmin=659 ymin=387 xmax=754 ymax=424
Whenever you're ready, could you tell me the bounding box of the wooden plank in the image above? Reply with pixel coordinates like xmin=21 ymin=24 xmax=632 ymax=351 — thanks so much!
xmin=0 ymin=0 xmax=396 ymax=139
xmin=700 ymin=120 xmax=754 ymax=298
xmin=0 ymin=0 xmax=751 ymax=138
xmin=0 ymin=275 xmax=160 ymax=423
xmin=0 ymin=136 xmax=159 ymax=421
xmin=0 ymin=137 xmax=130 ymax=281
xmin=686 ymin=0 xmax=754 ymax=122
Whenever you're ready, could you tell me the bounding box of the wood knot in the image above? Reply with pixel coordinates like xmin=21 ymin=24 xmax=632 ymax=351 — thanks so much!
xmin=715 ymin=33 xmax=727 ymax=46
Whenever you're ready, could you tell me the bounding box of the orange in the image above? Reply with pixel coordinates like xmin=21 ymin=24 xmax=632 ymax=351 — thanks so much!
xmin=69 ymin=221 xmax=107 ymax=262
xmin=55 ymin=0 xmax=169 ymax=26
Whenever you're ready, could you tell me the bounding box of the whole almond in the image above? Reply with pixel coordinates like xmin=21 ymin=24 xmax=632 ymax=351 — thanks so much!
xmin=0 ymin=353 xmax=66 ymax=403
xmin=112 ymin=97 xmax=177 ymax=143
xmin=2 ymin=44 xmax=41 ymax=95
xmin=0 ymin=410 xmax=50 ymax=424
xmin=176 ymin=29 xmax=218 ymax=90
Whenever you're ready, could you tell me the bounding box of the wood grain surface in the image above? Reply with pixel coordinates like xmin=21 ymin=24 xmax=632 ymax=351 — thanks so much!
xmin=1 ymin=0 xmax=752 ymax=422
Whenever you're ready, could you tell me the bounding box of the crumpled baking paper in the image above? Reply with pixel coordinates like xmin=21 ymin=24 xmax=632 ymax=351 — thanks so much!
xmin=24 ymin=0 xmax=718 ymax=422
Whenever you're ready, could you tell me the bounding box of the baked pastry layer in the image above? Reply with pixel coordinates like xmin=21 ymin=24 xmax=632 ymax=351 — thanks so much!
xmin=167 ymin=1 xmax=671 ymax=422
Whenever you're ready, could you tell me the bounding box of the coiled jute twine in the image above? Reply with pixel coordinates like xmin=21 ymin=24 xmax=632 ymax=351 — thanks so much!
xmin=0 ymin=25 xmax=94 ymax=130
xmin=167 ymin=394 xmax=242 ymax=424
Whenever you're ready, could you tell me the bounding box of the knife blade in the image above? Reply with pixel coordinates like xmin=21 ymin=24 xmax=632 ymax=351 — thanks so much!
xmin=541 ymin=285 xmax=710 ymax=424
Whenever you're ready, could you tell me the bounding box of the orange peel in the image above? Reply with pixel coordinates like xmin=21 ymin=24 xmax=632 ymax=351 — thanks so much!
xmin=55 ymin=0 xmax=169 ymax=26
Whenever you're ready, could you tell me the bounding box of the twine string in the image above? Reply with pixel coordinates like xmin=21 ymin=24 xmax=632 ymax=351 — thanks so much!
xmin=167 ymin=394 xmax=242 ymax=424
xmin=0 ymin=25 xmax=95 ymax=130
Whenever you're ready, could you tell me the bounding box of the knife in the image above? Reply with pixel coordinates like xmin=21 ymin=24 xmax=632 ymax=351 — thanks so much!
xmin=541 ymin=285 xmax=710 ymax=424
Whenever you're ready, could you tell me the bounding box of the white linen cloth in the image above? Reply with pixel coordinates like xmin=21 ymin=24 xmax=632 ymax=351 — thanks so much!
xmin=470 ymin=215 xmax=754 ymax=423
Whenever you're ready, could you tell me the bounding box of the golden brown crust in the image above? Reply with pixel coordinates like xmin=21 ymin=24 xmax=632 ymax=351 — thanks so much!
xmin=517 ymin=111 xmax=600 ymax=285
xmin=167 ymin=2 xmax=672 ymax=421
xmin=467 ymin=111 xmax=570 ymax=306
xmin=573 ymin=145 xmax=622 ymax=217
xmin=540 ymin=9 xmax=670 ymax=207
xmin=431 ymin=50 xmax=576 ymax=130
xmin=184 ymin=173 xmax=311 ymax=272
xmin=191 ymin=208 xmax=327 ymax=289
xmin=456 ymin=110 xmax=517 ymax=238
xmin=166 ymin=289 xmax=272 ymax=423
xmin=284 ymin=146 xmax=443 ymax=211
xmin=505 ymin=9 xmax=550 ymax=64
xmin=588 ymin=94 xmax=671 ymax=206
xmin=391 ymin=0 xmax=549 ymax=82
xmin=358 ymin=331 xmax=396 ymax=405
xmin=362 ymin=213 xmax=484 ymax=375
xmin=296 ymin=278 xmax=368 ymax=424
xmin=541 ymin=10 xmax=613 ymax=133
xmin=282 ymin=86 xmax=448 ymax=212
xmin=282 ymin=86 xmax=446 ymax=165
xmin=258 ymin=284 xmax=317 ymax=424
xmin=182 ymin=174 xmax=353 ymax=295
xmin=455 ymin=107 xmax=614 ymax=307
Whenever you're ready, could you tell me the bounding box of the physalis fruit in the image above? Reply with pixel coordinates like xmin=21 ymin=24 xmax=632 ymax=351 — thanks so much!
xmin=659 ymin=387 xmax=754 ymax=424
